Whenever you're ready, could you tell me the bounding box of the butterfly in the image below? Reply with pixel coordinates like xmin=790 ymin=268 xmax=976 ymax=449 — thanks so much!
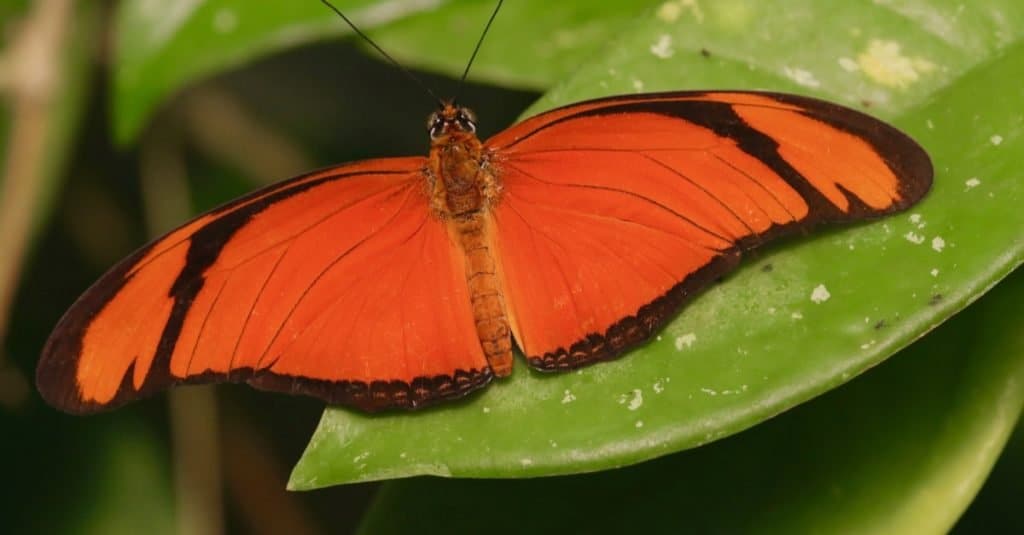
xmin=35 ymin=87 xmax=932 ymax=414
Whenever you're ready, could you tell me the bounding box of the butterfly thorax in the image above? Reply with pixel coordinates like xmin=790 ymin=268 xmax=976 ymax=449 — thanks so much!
xmin=426 ymin=103 xmax=500 ymax=219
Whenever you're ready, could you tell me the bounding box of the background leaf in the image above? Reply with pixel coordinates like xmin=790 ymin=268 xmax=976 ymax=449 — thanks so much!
xmin=112 ymin=0 xmax=450 ymax=144
xmin=366 ymin=0 xmax=664 ymax=88
xmin=955 ymin=417 xmax=1024 ymax=533
xmin=290 ymin=0 xmax=1024 ymax=488
xmin=359 ymin=267 xmax=1024 ymax=534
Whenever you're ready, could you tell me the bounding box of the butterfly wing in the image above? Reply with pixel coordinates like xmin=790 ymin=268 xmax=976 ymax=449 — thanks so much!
xmin=485 ymin=91 xmax=932 ymax=370
xmin=38 ymin=158 xmax=492 ymax=413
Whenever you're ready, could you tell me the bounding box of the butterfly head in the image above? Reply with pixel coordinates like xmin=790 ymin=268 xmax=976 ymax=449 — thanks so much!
xmin=427 ymin=101 xmax=477 ymax=142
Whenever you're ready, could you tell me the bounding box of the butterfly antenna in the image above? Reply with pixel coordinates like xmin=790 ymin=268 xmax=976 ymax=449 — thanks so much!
xmin=319 ymin=0 xmax=442 ymax=104
xmin=456 ymin=0 xmax=503 ymax=99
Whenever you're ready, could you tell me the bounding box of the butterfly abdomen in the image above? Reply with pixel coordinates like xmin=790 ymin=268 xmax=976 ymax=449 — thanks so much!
xmin=454 ymin=215 xmax=513 ymax=376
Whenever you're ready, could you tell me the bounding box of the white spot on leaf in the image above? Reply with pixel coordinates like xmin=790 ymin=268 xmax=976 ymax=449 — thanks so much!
xmin=650 ymin=34 xmax=675 ymax=59
xmin=856 ymin=39 xmax=935 ymax=89
xmin=675 ymin=333 xmax=697 ymax=350
xmin=931 ymin=237 xmax=946 ymax=252
xmin=783 ymin=66 xmax=821 ymax=88
xmin=811 ymin=284 xmax=831 ymax=304
xmin=904 ymin=231 xmax=926 ymax=244
xmin=838 ymin=57 xmax=859 ymax=72
xmin=626 ymin=389 xmax=643 ymax=411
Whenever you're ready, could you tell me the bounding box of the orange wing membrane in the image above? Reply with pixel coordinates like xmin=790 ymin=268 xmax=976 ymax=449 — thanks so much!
xmin=485 ymin=91 xmax=931 ymax=371
xmin=38 ymin=91 xmax=932 ymax=413
xmin=38 ymin=158 xmax=492 ymax=413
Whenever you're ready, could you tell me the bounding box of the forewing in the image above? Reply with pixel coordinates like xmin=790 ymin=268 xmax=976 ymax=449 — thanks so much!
xmin=485 ymin=91 xmax=932 ymax=370
xmin=38 ymin=157 xmax=491 ymax=413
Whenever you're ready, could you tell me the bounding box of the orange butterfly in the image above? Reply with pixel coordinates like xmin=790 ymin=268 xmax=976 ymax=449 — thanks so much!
xmin=36 ymin=89 xmax=931 ymax=414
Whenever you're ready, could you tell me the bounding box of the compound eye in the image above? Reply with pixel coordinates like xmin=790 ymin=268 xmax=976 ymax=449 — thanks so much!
xmin=426 ymin=112 xmax=447 ymax=140
xmin=429 ymin=123 xmax=445 ymax=140
xmin=457 ymin=110 xmax=477 ymax=134
xmin=459 ymin=108 xmax=477 ymax=133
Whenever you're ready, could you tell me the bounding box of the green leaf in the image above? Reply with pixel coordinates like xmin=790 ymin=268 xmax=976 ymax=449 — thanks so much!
xmin=955 ymin=416 xmax=1024 ymax=532
xmin=359 ymin=267 xmax=1024 ymax=534
xmin=366 ymin=0 xmax=664 ymax=88
xmin=112 ymin=0 xmax=450 ymax=144
xmin=531 ymin=0 xmax=1024 ymax=114
xmin=290 ymin=0 xmax=1024 ymax=489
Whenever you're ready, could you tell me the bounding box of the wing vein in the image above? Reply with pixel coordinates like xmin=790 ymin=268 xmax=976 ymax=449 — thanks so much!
xmin=206 ymin=182 xmax=412 ymax=276
xmin=396 ymin=221 xmax=428 ymax=380
xmin=508 ymin=201 xmax=586 ymax=329
xmin=710 ymin=152 xmax=799 ymax=223
xmin=129 ymin=168 xmax=418 ymax=275
xmin=505 ymin=162 xmax=731 ymax=248
xmin=254 ymin=184 xmax=418 ymax=369
xmin=639 ymin=152 xmax=763 ymax=243
xmin=183 ymin=276 xmax=229 ymax=378
xmin=228 ymin=240 xmax=294 ymax=375
xmin=504 ymin=194 xmax=681 ymax=285
xmin=266 ymin=210 xmax=432 ymax=374
xmin=507 ymin=146 xmax=717 ymax=155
